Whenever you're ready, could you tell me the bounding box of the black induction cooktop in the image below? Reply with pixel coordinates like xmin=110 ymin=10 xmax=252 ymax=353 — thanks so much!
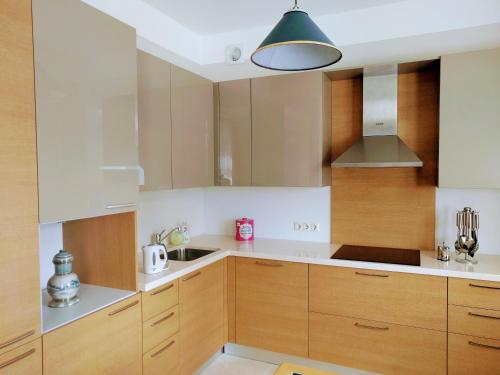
xmin=332 ymin=245 xmax=421 ymax=266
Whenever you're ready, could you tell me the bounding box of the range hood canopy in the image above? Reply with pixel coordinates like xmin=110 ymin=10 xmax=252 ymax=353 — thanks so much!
xmin=332 ymin=65 xmax=423 ymax=168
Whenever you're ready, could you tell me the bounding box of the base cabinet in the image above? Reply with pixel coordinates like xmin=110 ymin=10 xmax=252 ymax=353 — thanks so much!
xmin=143 ymin=333 xmax=180 ymax=375
xmin=309 ymin=313 xmax=446 ymax=375
xmin=43 ymin=295 xmax=142 ymax=375
xmin=448 ymin=333 xmax=500 ymax=375
xmin=0 ymin=339 xmax=41 ymax=375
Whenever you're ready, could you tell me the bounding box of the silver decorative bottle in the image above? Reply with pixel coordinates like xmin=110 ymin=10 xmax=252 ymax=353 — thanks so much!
xmin=47 ymin=249 xmax=80 ymax=308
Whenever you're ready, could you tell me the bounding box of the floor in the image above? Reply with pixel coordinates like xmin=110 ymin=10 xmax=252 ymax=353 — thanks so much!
xmin=199 ymin=354 xmax=278 ymax=375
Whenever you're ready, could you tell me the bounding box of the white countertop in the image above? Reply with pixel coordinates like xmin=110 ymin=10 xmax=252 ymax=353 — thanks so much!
xmin=137 ymin=235 xmax=500 ymax=291
xmin=42 ymin=284 xmax=136 ymax=334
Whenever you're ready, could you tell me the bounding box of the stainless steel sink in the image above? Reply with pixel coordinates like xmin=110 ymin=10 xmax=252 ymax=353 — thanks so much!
xmin=167 ymin=248 xmax=216 ymax=261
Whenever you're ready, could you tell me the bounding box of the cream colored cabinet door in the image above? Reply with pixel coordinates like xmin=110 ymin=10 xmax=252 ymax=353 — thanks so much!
xmin=33 ymin=0 xmax=138 ymax=223
xmin=138 ymin=50 xmax=173 ymax=191
xmin=216 ymin=79 xmax=252 ymax=186
xmin=171 ymin=65 xmax=214 ymax=188
xmin=251 ymin=72 xmax=331 ymax=187
xmin=43 ymin=295 xmax=142 ymax=375
xmin=179 ymin=261 xmax=224 ymax=375
xmin=0 ymin=0 xmax=41 ymax=356
xmin=439 ymin=48 xmax=500 ymax=188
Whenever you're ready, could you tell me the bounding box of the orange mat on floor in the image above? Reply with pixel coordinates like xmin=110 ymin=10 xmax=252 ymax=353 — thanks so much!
xmin=274 ymin=363 xmax=339 ymax=375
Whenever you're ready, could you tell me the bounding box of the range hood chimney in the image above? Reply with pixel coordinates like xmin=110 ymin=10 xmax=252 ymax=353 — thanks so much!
xmin=332 ymin=65 xmax=423 ymax=168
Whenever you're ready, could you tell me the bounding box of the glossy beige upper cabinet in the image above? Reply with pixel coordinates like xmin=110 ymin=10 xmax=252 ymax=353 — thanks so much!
xmin=215 ymin=79 xmax=252 ymax=186
xmin=138 ymin=50 xmax=173 ymax=191
xmin=251 ymin=72 xmax=332 ymax=187
xmin=171 ymin=65 xmax=214 ymax=188
xmin=33 ymin=0 xmax=138 ymax=223
xmin=439 ymin=47 xmax=500 ymax=189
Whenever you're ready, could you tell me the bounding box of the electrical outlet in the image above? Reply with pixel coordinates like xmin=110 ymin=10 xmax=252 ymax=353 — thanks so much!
xmin=294 ymin=222 xmax=320 ymax=232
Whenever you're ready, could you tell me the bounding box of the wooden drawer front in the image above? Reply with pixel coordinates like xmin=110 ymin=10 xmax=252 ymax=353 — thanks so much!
xmin=0 ymin=339 xmax=41 ymax=375
xmin=142 ymin=280 xmax=179 ymax=321
xmin=43 ymin=295 xmax=142 ymax=375
xmin=449 ymin=305 xmax=500 ymax=340
xmin=449 ymin=278 xmax=500 ymax=311
xmin=143 ymin=305 xmax=179 ymax=353
xmin=309 ymin=265 xmax=447 ymax=331
xmin=143 ymin=334 xmax=180 ymax=375
xmin=309 ymin=312 xmax=446 ymax=375
xmin=235 ymin=258 xmax=309 ymax=357
xmin=448 ymin=333 xmax=500 ymax=375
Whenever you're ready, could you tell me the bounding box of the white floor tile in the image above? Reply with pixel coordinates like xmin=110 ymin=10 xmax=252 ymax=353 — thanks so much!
xmin=199 ymin=354 xmax=278 ymax=375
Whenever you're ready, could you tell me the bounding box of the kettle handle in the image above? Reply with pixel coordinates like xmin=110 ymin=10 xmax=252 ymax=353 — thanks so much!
xmin=158 ymin=244 xmax=168 ymax=266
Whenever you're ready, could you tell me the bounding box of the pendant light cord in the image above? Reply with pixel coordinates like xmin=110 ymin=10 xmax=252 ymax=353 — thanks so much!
xmin=292 ymin=0 xmax=300 ymax=10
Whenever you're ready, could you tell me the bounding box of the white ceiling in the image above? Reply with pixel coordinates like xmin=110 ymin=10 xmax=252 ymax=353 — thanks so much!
xmin=142 ymin=0 xmax=405 ymax=34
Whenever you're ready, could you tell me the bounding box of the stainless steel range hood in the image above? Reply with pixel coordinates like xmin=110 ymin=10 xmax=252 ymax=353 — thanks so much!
xmin=332 ymin=65 xmax=423 ymax=168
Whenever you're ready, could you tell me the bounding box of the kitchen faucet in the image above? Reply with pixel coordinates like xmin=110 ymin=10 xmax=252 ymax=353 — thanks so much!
xmin=152 ymin=226 xmax=181 ymax=246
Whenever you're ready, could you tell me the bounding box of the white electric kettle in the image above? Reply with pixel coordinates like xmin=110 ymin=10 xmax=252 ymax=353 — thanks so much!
xmin=142 ymin=244 xmax=167 ymax=274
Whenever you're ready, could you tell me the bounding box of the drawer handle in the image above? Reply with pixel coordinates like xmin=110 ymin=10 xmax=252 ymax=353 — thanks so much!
xmin=108 ymin=300 xmax=139 ymax=316
xmin=469 ymin=341 xmax=500 ymax=351
xmin=105 ymin=203 xmax=136 ymax=210
xmin=468 ymin=312 xmax=500 ymax=320
xmin=150 ymin=312 xmax=175 ymax=327
xmin=255 ymin=261 xmax=283 ymax=267
xmin=469 ymin=283 xmax=500 ymax=290
xmin=150 ymin=340 xmax=175 ymax=358
xmin=150 ymin=283 xmax=174 ymax=296
xmin=355 ymin=271 xmax=389 ymax=278
xmin=182 ymin=271 xmax=201 ymax=282
xmin=354 ymin=322 xmax=389 ymax=331
xmin=0 ymin=348 xmax=36 ymax=369
xmin=0 ymin=330 xmax=35 ymax=350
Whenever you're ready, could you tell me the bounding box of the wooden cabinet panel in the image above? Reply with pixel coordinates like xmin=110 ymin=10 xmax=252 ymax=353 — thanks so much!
xmin=179 ymin=261 xmax=224 ymax=375
xmin=216 ymin=79 xmax=252 ymax=186
xmin=449 ymin=305 xmax=500 ymax=340
xmin=439 ymin=48 xmax=500 ymax=189
xmin=449 ymin=277 xmax=500 ymax=311
xmin=0 ymin=339 xmax=41 ymax=375
xmin=33 ymin=0 xmax=138 ymax=223
xmin=171 ymin=65 xmax=214 ymax=188
xmin=235 ymin=258 xmax=308 ymax=357
xmin=0 ymin=0 xmax=40 ymax=356
xmin=251 ymin=72 xmax=331 ymax=187
xmin=309 ymin=265 xmax=447 ymax=331
xmin=448 ymin=333 xmax=500 ymax=375
xmin=142 ymin=280 xmax=179 ymax=321
xmin=143 ymin=334 xmax=180 ymax=375
xmin=43 ymin=295 xmax=142 ymax=375
xmin=309 ymin=313 xmax=446 ymax=375
xmin=143 ymin=305 xmax=179 ymax=353
xmin=138 ymin=50 xmax=173 ymax=191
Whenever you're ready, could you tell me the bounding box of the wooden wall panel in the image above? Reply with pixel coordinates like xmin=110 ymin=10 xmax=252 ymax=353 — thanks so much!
xmin=331 ymin=66 xmax=439 ymax=250
xmin=63 ymin=212 xmax=137 ymax=290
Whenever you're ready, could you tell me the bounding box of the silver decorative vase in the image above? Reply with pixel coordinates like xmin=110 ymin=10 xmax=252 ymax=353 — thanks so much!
xmin=47 ymin=249 xmax=80 ymax=308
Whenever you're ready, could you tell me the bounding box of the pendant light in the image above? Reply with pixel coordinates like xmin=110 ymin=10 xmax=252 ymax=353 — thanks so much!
xmin=251 ymin=0 xmax=342 ymax=71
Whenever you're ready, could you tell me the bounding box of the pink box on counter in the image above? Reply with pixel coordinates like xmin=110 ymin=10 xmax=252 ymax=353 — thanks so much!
xmin=235 ymin=218 xmax=254 ymax=241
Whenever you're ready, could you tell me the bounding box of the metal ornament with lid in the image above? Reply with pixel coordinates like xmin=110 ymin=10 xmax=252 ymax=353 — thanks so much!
xmin=251 ymin=0 xmax=342 ymax=71
xmin=47 ymin=249 xmax=81 ymax=308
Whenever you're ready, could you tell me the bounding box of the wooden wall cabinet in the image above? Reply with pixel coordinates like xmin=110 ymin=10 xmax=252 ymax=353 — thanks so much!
xmin=235 ymin=258 xmax=309 ymax=357
xmin=43 ymin=295 xmax=142 ymax=375
xmin=179 ymin=261 xmax=224 ymax=375
xmin=0 ymin=0 xmax=41 ymax=357
xmin=439 ymin=47 xmax=500 ymax=188
xmin=33 ymin=0 xmax=139 ymax=223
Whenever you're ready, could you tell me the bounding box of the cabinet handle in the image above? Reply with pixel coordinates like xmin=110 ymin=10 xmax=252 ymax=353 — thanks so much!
xmin=0 ymin=348 xmax=36 ymax=369
xmin=469 ymin=341 xmax=500 ymax=351
xmin=255 ymin=260 xmax=283 ymax=267
xmin=355 ymin=271 xmax=389 ymax=278
xmin=354 ymin=322 xmax=389 ymax=331
xmin=150 ymin=312 xmax=175 ymax=327
xmin=150 ymin=340 xmax=175 ymax=358
xmin=150 ymin=283 xmax=174 ymax=296
xmin=105 ymin=203 xmax=136 ymax=210
xmin=468 ymin=312 xmax=500 ymax=320
xmin=0 ymin=330 xmax=35 ymax=350
xmin=469 ymin=283 xmax=500 ymax=290
xmin=182 ymin=271 xmax=201 ymax=282
xmin=108 ymin=300 xmax=139 ymax=316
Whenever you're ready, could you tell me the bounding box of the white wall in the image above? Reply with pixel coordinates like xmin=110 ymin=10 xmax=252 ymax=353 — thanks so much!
xmin=436 ymin=188 xmax=500 ymax=255
xmin=203 ymin=187 xmax=331 ymax=242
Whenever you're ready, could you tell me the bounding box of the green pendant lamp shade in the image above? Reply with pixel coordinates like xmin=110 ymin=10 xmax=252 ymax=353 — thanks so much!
xmin=251 ymin=3 xmax=342 ymax=71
